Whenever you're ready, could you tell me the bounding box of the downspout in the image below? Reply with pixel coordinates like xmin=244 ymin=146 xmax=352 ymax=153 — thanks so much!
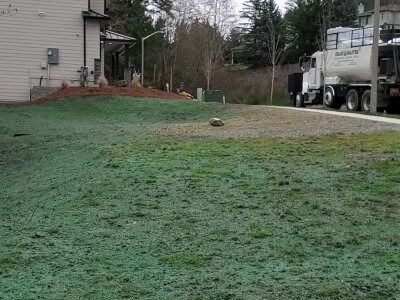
xmin=84 ymin=17 xmax=87 ymax=66
xmin=83 ymin=0 xmax=90 ymax=67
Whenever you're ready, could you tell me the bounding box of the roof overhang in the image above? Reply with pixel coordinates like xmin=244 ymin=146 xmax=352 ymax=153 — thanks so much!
xmin=102 ymin=30 xmax=137 ymax=53
xmin=102 ymin=30 xmax=136 ymax=44
xmin=82 ymin=10 xmax=110 ymax=20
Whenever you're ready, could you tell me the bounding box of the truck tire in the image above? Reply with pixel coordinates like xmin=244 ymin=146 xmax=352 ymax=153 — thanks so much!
xmin=346 ymin=89 xmax=361 ymax=112
xmin=361 ymin=90 xmax=371 ymax=112
xmin=295 ymin=92 xmax=305 ymax=107
xmin=324 ymin=86 xmax=341 ymax=109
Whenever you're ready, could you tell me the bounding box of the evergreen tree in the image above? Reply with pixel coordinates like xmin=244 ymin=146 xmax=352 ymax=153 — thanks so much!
xmin=284 ymin=0 xmax=321 ymax=62
xmin=241 ymin=0 xmax=284 ymax=66
xmin=326 ymin=0 xmax=357 ymax=28
xmin=284 ymin=0 xmax=357 ymax=63
xmin=107 ymin=1 xmax=150 ymax=35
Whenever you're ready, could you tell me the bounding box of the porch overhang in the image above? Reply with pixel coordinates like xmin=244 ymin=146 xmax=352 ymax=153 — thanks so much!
xmin=102 ymin=30 xmax=136 ymax=53
xmin=82 ymin=10 xmax=110 ymax=20
xmin=102 ymin=30 xmax=136 ymax=44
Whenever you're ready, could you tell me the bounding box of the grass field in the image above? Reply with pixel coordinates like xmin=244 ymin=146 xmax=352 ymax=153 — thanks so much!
xmin=0 ymin=96 xmax=399 ymax=299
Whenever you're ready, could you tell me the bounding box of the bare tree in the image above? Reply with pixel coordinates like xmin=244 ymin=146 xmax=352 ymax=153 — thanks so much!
xmin=161 ymin=0 xmax=203 ymax=90
xmin=265 ymin=19 xmax=284 ymax=105
xmin=317 ymin=0 xmax=333 ymax=51
xmin=201 ymin=0 xmax=235 ymax=90
xmin=160 ymin=0 xmax=234 ymax=91
xmin=203 ymin=25 xmax=224 ymax=90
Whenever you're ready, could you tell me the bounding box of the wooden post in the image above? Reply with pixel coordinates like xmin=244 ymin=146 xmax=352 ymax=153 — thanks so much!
xmin=115 ymin=52 xmax=120 ymax=80
xmin=124 ymin=44 xmax=129 ymax=68
xmin=111 ymin=54 xmax=115 ymax=81
xmin=371 ymin=0 xmax=380 ymax=113
xmin=170 ymin=66 xmax=173 ymax=92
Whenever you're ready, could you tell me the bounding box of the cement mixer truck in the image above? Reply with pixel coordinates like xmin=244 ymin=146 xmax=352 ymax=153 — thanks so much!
xmin=288 ymin=24 xmax=400 ymax=114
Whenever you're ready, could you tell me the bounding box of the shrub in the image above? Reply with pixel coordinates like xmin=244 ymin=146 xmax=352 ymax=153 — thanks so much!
xmin=132 ymin=71 xmax=141 ymax=88
xmin=60 ymin=79 xmax=69 ymax=90
xmin=114 ymin=80 xmax=126 ymax=87
xmin=98 ymin=76 xmax=109 ymax=88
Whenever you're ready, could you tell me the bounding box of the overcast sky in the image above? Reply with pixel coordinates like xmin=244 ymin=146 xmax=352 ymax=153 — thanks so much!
xmin=234 ymin=0 xmax=287 ymax=15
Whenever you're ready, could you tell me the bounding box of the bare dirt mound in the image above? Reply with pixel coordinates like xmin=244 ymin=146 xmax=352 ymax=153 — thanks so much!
xmin=49 ymin=86 xmax=184 ymax=100
xmin=1 ymin=87 xmax=184 ymax=105
xmin=40 ymin=87 xmax=185 ymax=103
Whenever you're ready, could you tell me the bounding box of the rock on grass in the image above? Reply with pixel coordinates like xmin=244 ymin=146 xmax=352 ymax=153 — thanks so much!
xmin=209 ymin=118 xmax=224 ymax=127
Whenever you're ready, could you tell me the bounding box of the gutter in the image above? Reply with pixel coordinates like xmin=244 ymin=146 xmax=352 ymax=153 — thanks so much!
xmin=84 ymin=18 xmax=87 ymax=66
xmin=83 ymin=0 xmax=90 ymax=67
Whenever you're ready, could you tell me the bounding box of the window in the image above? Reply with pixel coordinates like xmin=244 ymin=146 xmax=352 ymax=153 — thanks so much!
xmin=311 ymin=58 xmax=317 ymax=68
xmin=300 ymin=56 xmax=311 ymax=71
xmin=359 ymin=17 xmax=369 ymax=26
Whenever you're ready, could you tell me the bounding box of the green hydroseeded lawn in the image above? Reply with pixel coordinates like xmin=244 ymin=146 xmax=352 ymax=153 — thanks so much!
xmin=0 ymin=96 xmax=399 ymax=299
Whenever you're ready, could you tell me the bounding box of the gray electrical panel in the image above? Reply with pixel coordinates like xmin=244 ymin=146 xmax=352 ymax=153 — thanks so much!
xmin=47 ymin=48 xmax=59 ymax=65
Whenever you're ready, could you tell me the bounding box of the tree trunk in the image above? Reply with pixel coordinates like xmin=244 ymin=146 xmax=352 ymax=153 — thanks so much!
xmin=270 ymin=64 xmax=275 ymax=105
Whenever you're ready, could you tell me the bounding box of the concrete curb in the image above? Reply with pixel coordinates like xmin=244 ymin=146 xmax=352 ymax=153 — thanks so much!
xmin=269 ymin=106 xmax=400 ymax=125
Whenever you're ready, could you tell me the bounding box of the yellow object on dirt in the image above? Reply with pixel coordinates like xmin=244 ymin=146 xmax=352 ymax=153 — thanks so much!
xmin=179 ymin=91 xmax=194 ymax=99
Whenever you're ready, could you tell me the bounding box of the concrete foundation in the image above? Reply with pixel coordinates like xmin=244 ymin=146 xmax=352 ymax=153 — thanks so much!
xmin=31 ymin=86 xmax=58 ymax=101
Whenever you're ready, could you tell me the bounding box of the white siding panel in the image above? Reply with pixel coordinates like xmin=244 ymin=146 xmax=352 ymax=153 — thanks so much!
xmin=0 ymin=0 xmax=101 ymax=101
xmin=86 ymin=21 xmax=101 ymax=84
xmin=395 ymin=13 xmax=400 ymax=24
xmin=91 ymin=0 xmax=104 ymax=14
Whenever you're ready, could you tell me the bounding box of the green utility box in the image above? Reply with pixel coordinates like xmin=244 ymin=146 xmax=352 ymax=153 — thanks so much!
xmin=204 ymin=90 xmax=224 ymax=103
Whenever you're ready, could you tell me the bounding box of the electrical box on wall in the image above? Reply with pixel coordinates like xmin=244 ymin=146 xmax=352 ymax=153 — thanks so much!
xmin=47 ymin=48 xmax=59 ymax=65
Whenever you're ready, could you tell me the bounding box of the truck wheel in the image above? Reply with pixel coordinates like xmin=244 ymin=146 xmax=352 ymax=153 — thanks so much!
xmin=346 ymin=89 xmax=361 ymax=112
xmin=361 ymin=90 xmax=371 ymax=112
xmin=295 ymin=92 xmax=305 ymax=107
xmin=324 ymin=87 xmax=341 ymax=109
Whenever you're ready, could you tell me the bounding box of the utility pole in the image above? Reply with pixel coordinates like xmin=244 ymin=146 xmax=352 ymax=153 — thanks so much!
xmin=371 ymin=0 xmax=380 ymax=113
xmin=141 ymin=31 xmax=163 ymax=86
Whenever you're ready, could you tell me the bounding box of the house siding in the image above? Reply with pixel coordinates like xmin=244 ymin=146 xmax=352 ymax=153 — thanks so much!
xmin=358 ymin=5 xmax=400 ymax=26
xmin=91 ymin=0 xmax=104 ymax=14
xmin=0 ymin=0 xmax=102 ymax=101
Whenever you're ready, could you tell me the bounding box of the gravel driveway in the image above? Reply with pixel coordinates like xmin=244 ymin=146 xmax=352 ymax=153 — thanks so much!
xmin=153 ymin=105 xmax=400 ymax=138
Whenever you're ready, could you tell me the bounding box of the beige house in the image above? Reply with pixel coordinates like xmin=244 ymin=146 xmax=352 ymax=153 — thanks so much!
xmin=0 ymin=0 xmax=135 ymax=102
xmin=358 ymin=3 xmax=400 ymax=26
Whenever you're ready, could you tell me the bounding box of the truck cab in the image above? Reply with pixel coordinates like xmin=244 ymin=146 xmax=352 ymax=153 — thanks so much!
xmin=288 ymin=52 xmax=324 ymax=107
